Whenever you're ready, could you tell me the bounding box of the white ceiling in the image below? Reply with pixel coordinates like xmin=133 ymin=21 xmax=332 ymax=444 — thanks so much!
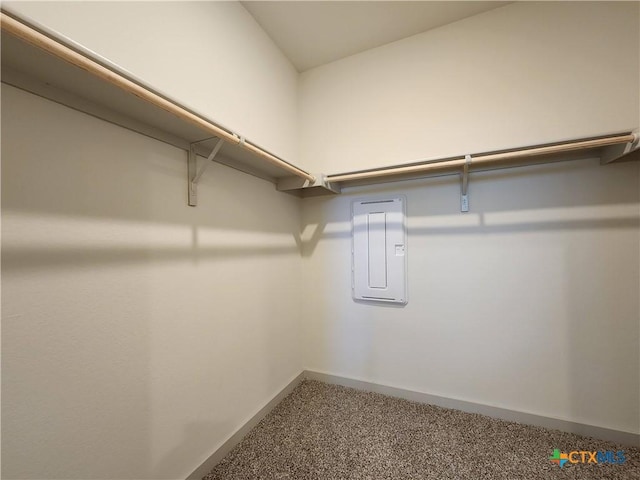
xmin=242 ymin=1 xmax=510 ymax=72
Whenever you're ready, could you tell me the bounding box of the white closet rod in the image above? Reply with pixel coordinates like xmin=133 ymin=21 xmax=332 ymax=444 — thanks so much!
xmin=327 ymin=134 xmax=637 ymax=183
xmin=0 ymin=12 xmax=315 ymax=183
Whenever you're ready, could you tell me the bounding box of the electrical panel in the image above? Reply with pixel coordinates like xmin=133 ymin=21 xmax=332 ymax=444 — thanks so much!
xmin=352 ymin=197 xmax=407 ymax=304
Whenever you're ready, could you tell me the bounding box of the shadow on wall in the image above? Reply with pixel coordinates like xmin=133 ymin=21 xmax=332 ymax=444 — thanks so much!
xmin=300 ymin=160 xmax=640 ymax=257
xmin=2 ymin=237 xmax=299 ymax=271
xmin=2 ymin=86 xmax=303 ymax=479
xmin=1 ymin=86 xmax=297 ymax=236
xmin=2 ymin=84 xmax=303 ymax=275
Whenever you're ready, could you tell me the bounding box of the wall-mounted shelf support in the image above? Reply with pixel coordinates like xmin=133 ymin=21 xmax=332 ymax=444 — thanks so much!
xmin=277 ymin=174 xmax=341 ymax=197
xmin=1 ymin=11 xmax=318 ymax=202
xmin=188 ymin=138 xmax=224 ymax=206
xmin=460 ymin=154 xmax=471 ymax=212
xmin=600 ymin=130 xmax=639 ymax=164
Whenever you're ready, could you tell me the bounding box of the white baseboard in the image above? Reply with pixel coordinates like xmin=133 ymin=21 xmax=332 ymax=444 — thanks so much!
xmin=305 ymin=370 xmax=640 ymax=447
xmin=187 ymin=369 xmax=638 ymax=479
xmin=185 ymin=371 xmax=305 ymax=480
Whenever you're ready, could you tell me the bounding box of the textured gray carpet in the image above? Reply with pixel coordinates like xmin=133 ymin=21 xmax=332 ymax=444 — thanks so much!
xmin=204 ymin=380 xmax=639 ymax=479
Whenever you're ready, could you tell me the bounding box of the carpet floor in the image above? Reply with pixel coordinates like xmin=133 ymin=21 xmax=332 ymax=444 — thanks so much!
xmin=204 ymin=380 xmax=639 ymax=479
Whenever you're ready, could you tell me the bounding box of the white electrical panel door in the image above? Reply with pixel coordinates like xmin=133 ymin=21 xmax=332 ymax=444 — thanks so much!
xmin=352 ymin=197 xmax=407 ymax=304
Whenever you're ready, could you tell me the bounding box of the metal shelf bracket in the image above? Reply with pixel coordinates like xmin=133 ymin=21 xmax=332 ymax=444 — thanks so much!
xmin=460 ymin=154 xmax=471 ymax=212
xmin=188 ymin=138 xmax=225 ymax=206
xmin=600 ymin=129 xmax=640 ymax=165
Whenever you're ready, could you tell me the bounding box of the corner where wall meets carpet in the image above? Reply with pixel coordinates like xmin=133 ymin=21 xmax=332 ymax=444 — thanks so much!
xmin=202 ymin=379 xmax=639 ymax=480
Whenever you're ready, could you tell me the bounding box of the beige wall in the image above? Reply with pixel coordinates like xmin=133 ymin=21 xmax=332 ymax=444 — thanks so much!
xmin=2 ymin=3 xmax=304 ymax=478
xmin=6 ymin=0 xmax=300 ymax=162
xmin=301 ymin=158 xmax=640 ymax=434
xmin=1 ymin=85 xmax=303 ymax=479
xmin=299 ymin=1 xmax=640 ymax=173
